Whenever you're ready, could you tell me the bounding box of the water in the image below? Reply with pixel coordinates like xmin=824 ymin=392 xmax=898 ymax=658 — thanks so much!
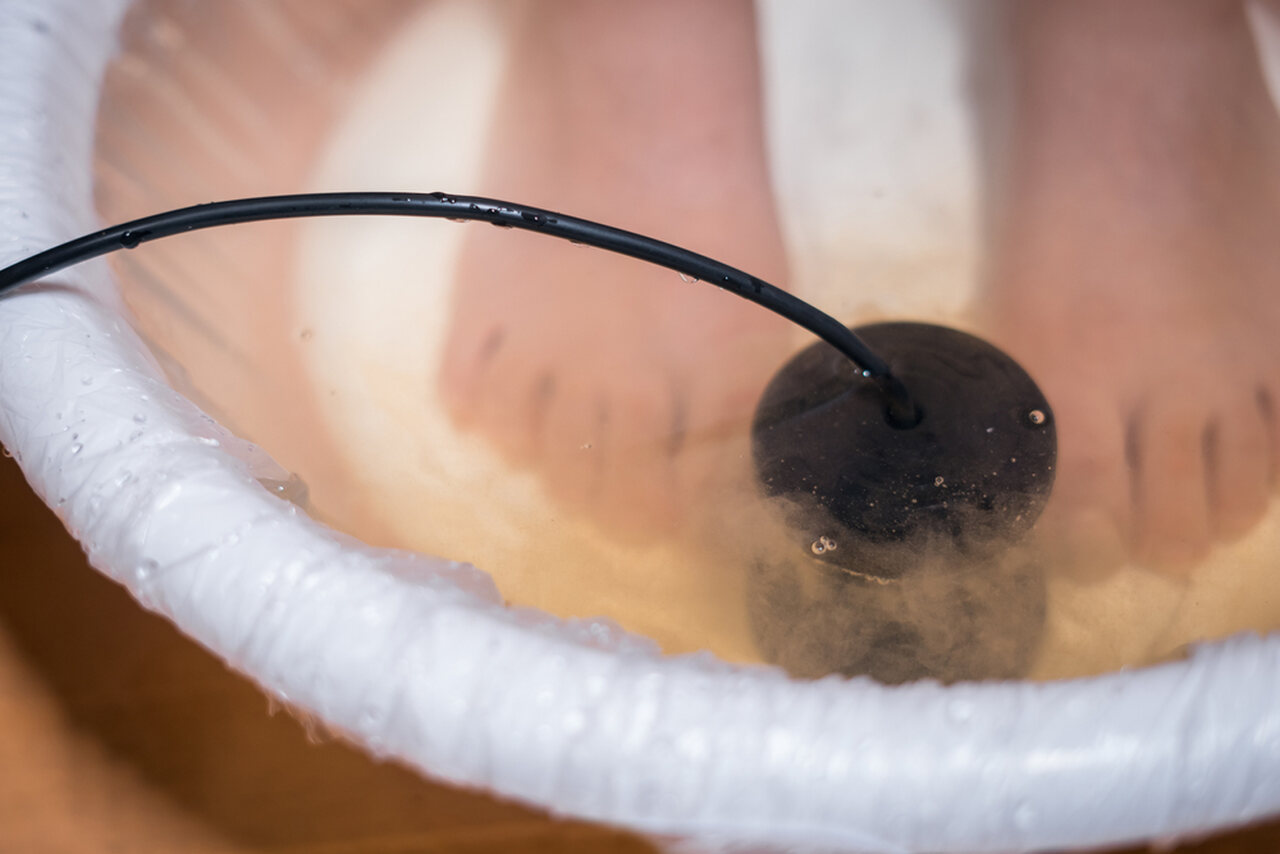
xmin=89 ymin=0 xmax=1280 ymax=686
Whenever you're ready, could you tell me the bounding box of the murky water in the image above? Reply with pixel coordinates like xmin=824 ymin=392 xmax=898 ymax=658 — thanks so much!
xmin=95 ymin=0 xmax=1280 ymax=685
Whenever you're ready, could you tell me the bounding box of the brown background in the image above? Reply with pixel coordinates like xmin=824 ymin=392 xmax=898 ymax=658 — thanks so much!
xmin=0 ymin=453 xmax=1275 ymax=854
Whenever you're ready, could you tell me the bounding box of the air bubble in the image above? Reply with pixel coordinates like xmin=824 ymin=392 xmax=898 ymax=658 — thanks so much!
xmin=133 ymin=413 xmax=147 ymax=424
xmin=1027 ymin=409 xmax=1047 ymax=426
xmin=70 ymin=443 xmax=83 ymax=455
xmin=811 ymin=535 xmax=838 ymax=554
xmin=934 ymin=476 xmax=945 ymax=487
xmin=299 ymin=328 xmax=314 ymax=342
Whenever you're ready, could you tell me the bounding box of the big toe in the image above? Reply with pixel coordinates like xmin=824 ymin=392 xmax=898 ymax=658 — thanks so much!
xmin=1206 ymin=386 xmax=1274 ymax=540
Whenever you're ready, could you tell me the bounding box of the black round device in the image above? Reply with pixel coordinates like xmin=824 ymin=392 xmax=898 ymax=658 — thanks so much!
xmin=753 ymin=321 xmax=1055 ymax=578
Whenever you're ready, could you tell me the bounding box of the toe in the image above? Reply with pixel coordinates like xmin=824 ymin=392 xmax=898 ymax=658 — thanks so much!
xmin=1206 ymin=389 xmax=1272 ymax=540
xmin=1260 ymin=384 xmax=1280 ymax=488
xmin=513 ymin=368 xmax=558 ymax=465
xmin=437 ymin=322 xmax=507 ymax=428
xmin=462 ymin=337 xmax=551 ymax=467
xmin=540 ymin=381 xmax=610 ymax=512
xmin=592 ymin=373 xmax=683 ymax=539
xmin=1038 ymin=392 xmax=1132 ymax=576
xmin=1131 ymin=402 xmax=1212 ymax=572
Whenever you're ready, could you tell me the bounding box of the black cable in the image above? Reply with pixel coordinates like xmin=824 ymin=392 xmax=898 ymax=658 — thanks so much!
xmin=0 ymin=191 xmax=918 ymax=424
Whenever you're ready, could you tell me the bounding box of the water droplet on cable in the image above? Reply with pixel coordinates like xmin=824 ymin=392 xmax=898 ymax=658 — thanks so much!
xmin=679 ymin=273 xmax=700 ymax=284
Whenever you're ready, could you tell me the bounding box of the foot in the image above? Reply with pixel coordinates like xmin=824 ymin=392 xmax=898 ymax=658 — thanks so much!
xmin=984 ymin=0 xmax=1280 ymax=574
xmin=438 ymin=1 xmax=791 ymax=538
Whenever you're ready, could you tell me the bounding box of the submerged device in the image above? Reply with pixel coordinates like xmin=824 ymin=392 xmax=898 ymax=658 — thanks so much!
xmin=0 ymin=191 xmax=1057 ymax=683
xmin=750 ymin=321 xmax=1055 ymax=683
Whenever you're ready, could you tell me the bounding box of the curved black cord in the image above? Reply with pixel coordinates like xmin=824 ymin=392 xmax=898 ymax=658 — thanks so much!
xmin=0 ymin=191 xmax=918 ymax=423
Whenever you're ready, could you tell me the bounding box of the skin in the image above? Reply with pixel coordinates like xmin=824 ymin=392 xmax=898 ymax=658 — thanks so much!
xmin=983 ymin=0 xmax=1280 ymax=575
xmin=440 ymin=0 xmax=1280 ymax=572
xmin=439 ymin=0 xmax=790 ymax=539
